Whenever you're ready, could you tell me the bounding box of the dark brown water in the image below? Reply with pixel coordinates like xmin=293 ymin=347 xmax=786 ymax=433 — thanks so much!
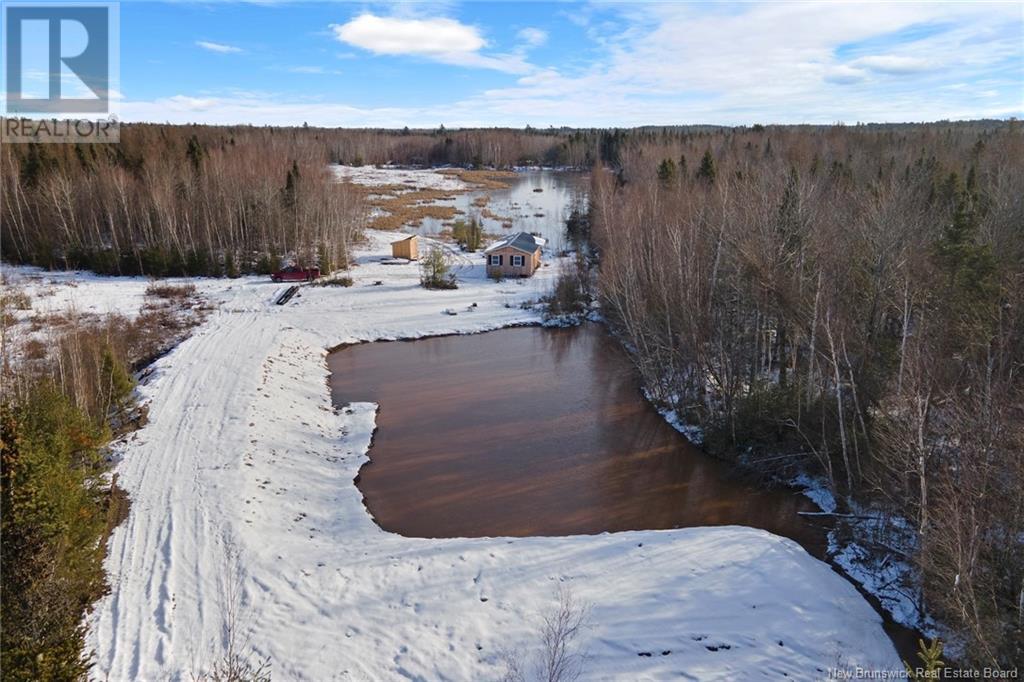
xmin=328 ymin=323 xmax=921 ymax=661
xmin=328 ymin=324 xmax=825 ymax=552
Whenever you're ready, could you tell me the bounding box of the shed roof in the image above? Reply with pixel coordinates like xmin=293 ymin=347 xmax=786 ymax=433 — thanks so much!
xmin=484 ymin=231 xmax=543 ymax=254
xmin=392 ymin=235 xmax=417 ymax=243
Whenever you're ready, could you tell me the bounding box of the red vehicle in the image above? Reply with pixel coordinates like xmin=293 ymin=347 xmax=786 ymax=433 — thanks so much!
xmin=271 ymin=265 xmax=320 ymax=282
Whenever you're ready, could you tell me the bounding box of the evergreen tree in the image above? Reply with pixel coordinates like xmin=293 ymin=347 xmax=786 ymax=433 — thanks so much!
xmin=904 ymin=639 xmax=944 ymax=680
xmin=224 ymin=251 xmax=240 ymax=278
xmin=19 ymin=144 xmax=48 ymax=189
xmin=282 ymin=166 xmax=297 ymax=209
xmin=101 ymin=345 xmax=135 ymax=417
xmin=420 ymin=246 xmax=457 ymax=289
xmin=933 ymin=176 xmax=998 ymax=343
xmin=696 ymin=149 xmax=717 ymax=183
xmin=1 ymin=383 xmax=109 ymax=680
xmin=185 ymin=135 xmax=205 ymax=175
xmin=657 ymin=158 xmax=677 ymax=185
xmin=776 ymin=168 xmax=802 ymax=256
xmin=318 ymin=242 xmax=331 ymax=276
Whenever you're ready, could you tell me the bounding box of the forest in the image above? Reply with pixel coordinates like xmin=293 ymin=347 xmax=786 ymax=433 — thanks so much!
xmin=1 ymin=125 xmax=365 ymax=277
xmin=586 ymin=121 xmax=1023 ymax=668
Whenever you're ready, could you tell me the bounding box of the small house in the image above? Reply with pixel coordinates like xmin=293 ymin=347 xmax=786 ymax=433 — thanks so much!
xmin=484 ymin=232 xmax=544 ymax=278
xmin=391 ymin=235 xmax=418 ymax=260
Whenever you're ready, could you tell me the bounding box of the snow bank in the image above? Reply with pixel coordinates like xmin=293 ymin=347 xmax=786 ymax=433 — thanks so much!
xmin=76 ymin=231 xmax=900 ymax=680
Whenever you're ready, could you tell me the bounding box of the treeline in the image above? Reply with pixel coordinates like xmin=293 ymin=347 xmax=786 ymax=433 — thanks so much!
xmin=589 ymin=121 xmax=1023 ymax=667
xmin=1 ymin=125 xmax=365 ymax=276
xmin=319 ymin=126 xmax=670 ymax=169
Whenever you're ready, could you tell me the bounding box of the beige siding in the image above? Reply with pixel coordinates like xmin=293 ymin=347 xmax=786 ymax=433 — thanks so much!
xmin=391 ymin=236 xmax=418 ymax=260
xmin=486 ymin=246 xmax=539 ymax=278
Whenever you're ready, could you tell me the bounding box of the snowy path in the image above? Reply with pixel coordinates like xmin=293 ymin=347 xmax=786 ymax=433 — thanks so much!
xmin=69 ymin=232 xmax=901 ymax=680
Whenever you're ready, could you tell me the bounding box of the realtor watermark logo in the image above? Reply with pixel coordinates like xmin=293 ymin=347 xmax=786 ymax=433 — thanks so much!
xmin=2 ymin=1 xmax=119 ymax=142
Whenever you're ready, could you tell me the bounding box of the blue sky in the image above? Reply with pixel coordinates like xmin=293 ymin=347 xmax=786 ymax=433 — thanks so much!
xmin=103 ymin=1 xmax=1024 ymax=126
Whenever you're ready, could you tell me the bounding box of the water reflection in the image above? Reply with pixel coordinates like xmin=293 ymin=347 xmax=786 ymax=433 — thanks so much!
xmin=413 ymin=169 xmax=587 ymax=248
xmin=328 ymin=324 xmax=825 ymax=554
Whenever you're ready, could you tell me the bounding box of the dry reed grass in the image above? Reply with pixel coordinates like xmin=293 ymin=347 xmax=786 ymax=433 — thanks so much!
xmin=356 ymin=170 xmax=518 ymax=231
xmin=481 ymin=208 xmax=514 ymax=227
xmin=367 ymin=188 xmax=468 ymax=229
xmin=437 ymin=168 xmax=517 ymax=189
xmin=369 ymin=205 xmax=464 ymax=230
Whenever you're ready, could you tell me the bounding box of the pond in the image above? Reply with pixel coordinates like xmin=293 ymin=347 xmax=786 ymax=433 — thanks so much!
xmin=328 ymin=322 xmax=923 ymax=660
xmin=412 ymin=169 xmax=587 ymax=248
xmin=328 ymin=324 xmax=825 ymax=553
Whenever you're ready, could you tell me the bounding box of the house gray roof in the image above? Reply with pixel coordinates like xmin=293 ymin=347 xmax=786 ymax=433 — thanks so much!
xmin=484 ymin=231 xmax=543 ymax=254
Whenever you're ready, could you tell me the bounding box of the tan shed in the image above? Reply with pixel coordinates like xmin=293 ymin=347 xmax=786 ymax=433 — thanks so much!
xmin=391 ymin=235 xmax=419 ymax=260
xmin=484 ymin=232 xmax=544 ymax=278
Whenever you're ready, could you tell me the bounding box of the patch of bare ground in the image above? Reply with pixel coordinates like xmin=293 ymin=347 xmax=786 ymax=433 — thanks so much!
xmin=102 ymin=474 xmax=132 ymax=547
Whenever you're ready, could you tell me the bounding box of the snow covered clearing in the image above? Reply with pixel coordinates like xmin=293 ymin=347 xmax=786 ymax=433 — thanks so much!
xmin=332 ymin=165 xmax=467 ymax=192
xmin=46 ymin=231 xmax=906 ymax=680
xmin=2 ymin=267 xmax=230 ymax=322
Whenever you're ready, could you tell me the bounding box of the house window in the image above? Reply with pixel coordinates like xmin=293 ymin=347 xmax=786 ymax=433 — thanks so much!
xmin=511 ymin=255 xmax=525 ymax=267
xmin=489 ymin=255 xmax=503 ymax=266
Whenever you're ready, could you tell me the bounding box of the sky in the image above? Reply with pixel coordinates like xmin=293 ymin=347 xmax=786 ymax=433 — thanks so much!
xmin=44 ymin=1 xmax=1024 ymax=126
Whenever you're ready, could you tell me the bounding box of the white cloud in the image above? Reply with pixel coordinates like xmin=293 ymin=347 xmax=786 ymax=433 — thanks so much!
xmin=196 ymin=41 xmax=243 ymax=54
xmin=163 ymin=95 xmax=219 ymax=110
xmin=332 ymin=14 xmax=483 ymax=56
xmin=330 ymin=13 xmax=531 ymax=74
xmin=851 ymin=55 xmax=933 ymax=75
xmin=517 ymin=27 xmax=548 ymax=48
xmin=285 ymin=66 xmax=342 ymax=75
xmin=824 ymin=65 xmax=868 ymax=84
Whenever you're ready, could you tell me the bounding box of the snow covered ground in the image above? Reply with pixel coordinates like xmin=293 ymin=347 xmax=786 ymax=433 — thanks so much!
xmin=2 ymin=267 xmax=232 ymax=322
xmin=790 ymin=474 xmax=952 ymax=657
xmin=332 ymin=164 xmax=468 ymax=192
xmin=9 ymin=232 xmax=902 ymax=680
